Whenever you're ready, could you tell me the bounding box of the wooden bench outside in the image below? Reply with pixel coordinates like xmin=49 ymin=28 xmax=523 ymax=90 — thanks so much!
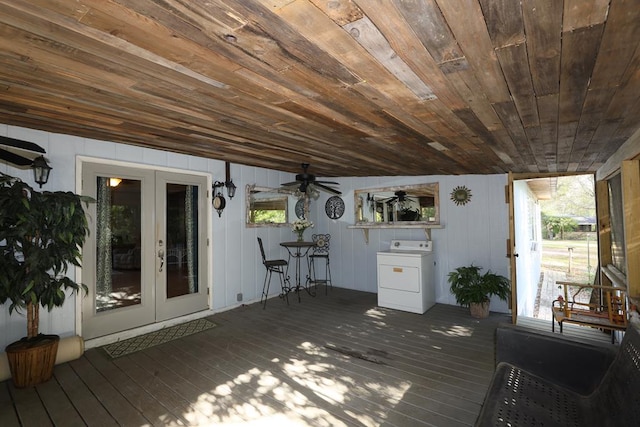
xmin=475 ymin=322 xmax=640 ymax=426
xmin=552 ymin=281 xmax=628 ymax=343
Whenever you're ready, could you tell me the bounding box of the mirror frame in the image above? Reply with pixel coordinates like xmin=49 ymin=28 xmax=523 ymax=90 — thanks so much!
xmin=354 ymin=182 xmax=440 ymax=225
xmin=246 ymin=184 xmax=297 ymax=228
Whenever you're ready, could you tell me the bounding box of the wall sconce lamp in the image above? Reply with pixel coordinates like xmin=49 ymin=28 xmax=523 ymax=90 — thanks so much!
xmin=212 ymin=162 xmax=236 ymax=217
xmin=32 ymin=156 xmax=52 ymax=188
xmin=226 ymin=180 xmax=237 ymax=199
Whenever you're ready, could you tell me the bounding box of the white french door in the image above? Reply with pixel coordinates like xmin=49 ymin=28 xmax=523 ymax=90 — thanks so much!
xmin=81 ymin=163 xmax=209 ymax=339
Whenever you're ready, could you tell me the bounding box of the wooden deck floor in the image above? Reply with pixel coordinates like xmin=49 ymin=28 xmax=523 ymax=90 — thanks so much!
xmin=1 ymin=289 xmax=512 ymax=427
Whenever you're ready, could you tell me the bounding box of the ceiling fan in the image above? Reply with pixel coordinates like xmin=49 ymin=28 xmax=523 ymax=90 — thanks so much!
xmin=0 ymin=135 xmax=46 ymax=167
xmin=281 ymin=163 xmax=341 ymax=196
xmin=382 ymin=191 xmax=408 ymax=204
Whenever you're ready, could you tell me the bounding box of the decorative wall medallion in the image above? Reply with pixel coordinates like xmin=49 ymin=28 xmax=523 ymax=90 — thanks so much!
xmin=325 ymin=196 xmax=345 ymax=219
xmin=450 ymin=185 xmax=472 ymax=206
xmin=295 ymin=198 xmax=305 ymax=219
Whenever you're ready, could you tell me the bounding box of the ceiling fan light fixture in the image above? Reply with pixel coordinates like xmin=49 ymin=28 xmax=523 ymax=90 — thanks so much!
xmin=308 ymin=185 xmax=320 ymax=200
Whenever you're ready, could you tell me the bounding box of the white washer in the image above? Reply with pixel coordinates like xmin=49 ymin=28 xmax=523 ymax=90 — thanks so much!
xmin=377 ymin=240 xmax=435 ymax=314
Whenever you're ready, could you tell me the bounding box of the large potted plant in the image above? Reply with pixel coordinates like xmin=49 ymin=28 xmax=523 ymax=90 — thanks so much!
xmin=0 ymin=173 xmax=90 ymax=388
xmin=448 ymin=264 xmax=510 ymax=319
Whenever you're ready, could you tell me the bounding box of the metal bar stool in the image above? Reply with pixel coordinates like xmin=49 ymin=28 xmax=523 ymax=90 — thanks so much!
xmin=257 ymin=237 xmax=290 ymax=308
xmin=308 ymin=233 xmax=332 ymax=295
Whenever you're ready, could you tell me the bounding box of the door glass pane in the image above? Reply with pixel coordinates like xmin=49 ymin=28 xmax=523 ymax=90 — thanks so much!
xmin=95 ymin=177 xmax=142 ymax=312
xmin=166 ymin=183 xmax=199 ymax=298
xmin=608 ymin=174 xmax=626 ymax=274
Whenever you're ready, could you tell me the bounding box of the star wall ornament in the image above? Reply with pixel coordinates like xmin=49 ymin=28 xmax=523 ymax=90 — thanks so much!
xmin=450 ymin=185 xmax=472 ymax=206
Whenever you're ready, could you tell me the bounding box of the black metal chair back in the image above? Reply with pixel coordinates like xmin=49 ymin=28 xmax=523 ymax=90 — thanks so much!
xmin=311 ymin=234 xmax=330 ymax=256
xmin=309 ymin=233 xmax=332 ymax=294
xmin=257 ymin=237 xmax=289 ymax=308
xmin=257 ymin=236 xmax=268 ymax=264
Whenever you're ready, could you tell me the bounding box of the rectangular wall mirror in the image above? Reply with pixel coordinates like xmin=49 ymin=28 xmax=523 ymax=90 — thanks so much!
xmin=246 ymin=185 xmax=298 ymax=227
xmin=354 ymin=183 xmax=439 ymax=225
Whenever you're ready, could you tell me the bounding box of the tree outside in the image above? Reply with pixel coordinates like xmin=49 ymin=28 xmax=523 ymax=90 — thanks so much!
xmin=541 ymin=213 xmax=578 ymax=240
xmin=251 ymin=208 xmax=286 ymax=224
xmin=540 ymin=175 xmax=597 ymax=284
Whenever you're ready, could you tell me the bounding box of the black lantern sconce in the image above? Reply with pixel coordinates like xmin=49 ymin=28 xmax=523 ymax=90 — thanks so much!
xmin=212 ymin=161 xmax=236 ymax=217
xmin=32 ymin=156 xmax=52 ymax=188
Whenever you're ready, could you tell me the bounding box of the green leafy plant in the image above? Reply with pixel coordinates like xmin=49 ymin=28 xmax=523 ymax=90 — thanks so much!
xmin=541 ymin=213 xmax=578 ymax=239
xmin=0 ymin=173 xmax=91 ymax=339
xmin=448 ymin=264 xmax=510 ymax=306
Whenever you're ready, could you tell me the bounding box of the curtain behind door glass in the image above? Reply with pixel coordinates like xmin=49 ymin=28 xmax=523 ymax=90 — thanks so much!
xmin=166 ymin=184 xmax=198 ymax=298
xmin=96 ymin=177 xmax=142 ymax=312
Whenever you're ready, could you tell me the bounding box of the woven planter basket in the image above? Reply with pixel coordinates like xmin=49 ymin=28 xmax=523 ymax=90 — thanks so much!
xmin=6 ymin=334 xmax=59 ymax=388
xmin=469 ymin=301 xmax=490 ymax=319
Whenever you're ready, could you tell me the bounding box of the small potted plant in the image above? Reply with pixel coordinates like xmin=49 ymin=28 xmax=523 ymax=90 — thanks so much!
xmin=0 ymin=173 xmax=91 ymax=387
xmin=448 ymin=264 xmax=510 ymax=318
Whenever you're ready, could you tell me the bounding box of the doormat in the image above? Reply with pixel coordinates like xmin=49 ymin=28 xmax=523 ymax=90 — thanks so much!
xmin=102 ymin=318 xmax=216 ymax=358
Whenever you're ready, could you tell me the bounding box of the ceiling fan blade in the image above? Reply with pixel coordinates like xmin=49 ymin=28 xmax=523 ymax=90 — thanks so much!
xmin=0 ymin=135 xmax=46 ymax=153
xmin=282 ymin=163 xmax=341 ymax=195
xmin=315 ymin=182 xmax=342 ymax=195
xmin=0 ymin=148 xmax=34 ymax=166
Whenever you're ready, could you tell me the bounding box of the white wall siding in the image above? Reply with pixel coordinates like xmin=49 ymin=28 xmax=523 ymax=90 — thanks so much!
xmin=220 ymin=163 xmax=299 ymax=310
xmin=309 ymin=174 xmax=510 ymax=312
xmin=1 ymin=124 xmax=511 ymax=348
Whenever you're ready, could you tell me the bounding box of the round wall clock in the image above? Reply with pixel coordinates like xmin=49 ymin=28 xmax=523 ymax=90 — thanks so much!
xmin=213 ymin=193 xmax=226 ymax=217
xmin=325 ymin=196 xmax=345 ymax=219
xmin=450 ymin=185 xmax=472 ymax=206
xmin=295 ymin=198 xmax=305 ymax=219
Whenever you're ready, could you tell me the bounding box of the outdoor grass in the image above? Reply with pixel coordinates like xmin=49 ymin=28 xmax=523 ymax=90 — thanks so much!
xmin=542 ymin=237 xmax=599 ymax=283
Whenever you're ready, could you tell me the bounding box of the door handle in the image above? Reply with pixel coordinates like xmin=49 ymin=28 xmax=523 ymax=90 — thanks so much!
xmin=158 ymin=249 xmax=164 ymax=272
xmin=158 ymin=239 xmax=164 ymax=272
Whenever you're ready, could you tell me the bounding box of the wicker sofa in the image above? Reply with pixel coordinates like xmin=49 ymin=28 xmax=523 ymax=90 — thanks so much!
xmin=475 ymin=322 xmax=640 ymax=426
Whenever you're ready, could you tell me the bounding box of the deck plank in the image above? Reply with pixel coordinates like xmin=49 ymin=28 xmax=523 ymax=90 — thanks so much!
xmin=110 ymin=353 xmax=194 ymax=425
xmin=189 ymin=326 xmax=475 ymax=426
xmin=69 ymin=356 xmax=151 ymax=426
xmin=234 ymin=300 xmax=498 ymax=419
xmin=83 ymin=349 xmax=184 ymax=426
xmin=8 ymin=383 xmax=53 ymax=426
xmin=182 ymin=333 xmax=431 ymax=426
xmin=54 ymin=362 xmax=118 ymax=426
xmin=0 ymin=289 xmax=513 ymax=426
xmin=147 ymin=342 xmax=319 ymax=426
xmin=35 ymin=375 xmax=86 ymax=426
xmin=157 ymin=324 xmax=360 ymax=426
xmin=0 ymin=383 xmax=20 ymax=426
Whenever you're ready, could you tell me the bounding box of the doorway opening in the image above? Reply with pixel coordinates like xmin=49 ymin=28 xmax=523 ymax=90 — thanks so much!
xmin=514 ymin=174 xmax=597 ymax=321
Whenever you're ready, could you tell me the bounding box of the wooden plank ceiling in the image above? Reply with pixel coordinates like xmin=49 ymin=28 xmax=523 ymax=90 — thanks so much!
xmin=0 ymin=0 xmax=638 ymax=178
